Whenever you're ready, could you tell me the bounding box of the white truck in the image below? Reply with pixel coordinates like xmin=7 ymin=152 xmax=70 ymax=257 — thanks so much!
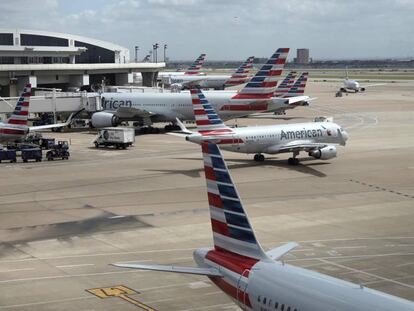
xmin=93 ymin=127 xmax=135 ymax=149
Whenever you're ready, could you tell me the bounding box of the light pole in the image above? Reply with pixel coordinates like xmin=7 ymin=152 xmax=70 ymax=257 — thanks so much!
xmin=163 ymin=44 xmax=167 ymax=62
xmin=134 ymin=46 xmax=139 ymax=62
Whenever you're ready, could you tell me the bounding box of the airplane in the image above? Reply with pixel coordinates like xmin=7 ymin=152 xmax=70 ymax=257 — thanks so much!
xmin=157 ymin=53 xmax=207 ymax=79
xmin=273 ymin=71 xmax=297 ymax=97
xmin=341 ymin=67 xmax=385 ymax=93
xmin=174 ymin=88 xmax=346 ymax=165
xmin=164 ymin=56 xmax=255 ymax=90
xmin=92 ymin=48 xmax=310 ymax=129
xmin=113 ymin=141 xmax=414 ymax=311
xmin=0 ymin=84 xmax=73 ymax=143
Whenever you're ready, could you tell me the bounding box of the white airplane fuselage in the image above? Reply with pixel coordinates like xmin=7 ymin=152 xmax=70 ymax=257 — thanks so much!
xmin=101 ymin=91 xmax=283 ymax=123
xmin=343 ymin=79 xmax=362 ymax=92
xmin=187 ymin=122 xmax=347 ymax=155
xmin=193 ymin=248 xmax=414 ymax=311
xmin=163 ymin=74 xmax=232 ymax=89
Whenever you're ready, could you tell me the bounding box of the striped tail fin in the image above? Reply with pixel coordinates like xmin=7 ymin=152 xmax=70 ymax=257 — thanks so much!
xmin=232 ymin=48 xmax=289 ymax=100
xmin=191 ymin=89 xmax=234 ymax=135
xmin=283 ymin=72 xmax=308 ymax=98
xmin=185 ymin=54 xmax=206 ymax=75
xmin=202 ymin=142 xmax=267 ymax=260
xmin=274 ymin=71 xmax=297 ymax=97
xmin=224 ymin=56 xmax=255 ymax=87
xmin=7 ymin=84 xmax=31 ymax=125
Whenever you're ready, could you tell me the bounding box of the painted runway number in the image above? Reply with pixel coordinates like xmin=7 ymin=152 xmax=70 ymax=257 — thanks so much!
xmin=86 ymin=285 xmax=157 ymax=310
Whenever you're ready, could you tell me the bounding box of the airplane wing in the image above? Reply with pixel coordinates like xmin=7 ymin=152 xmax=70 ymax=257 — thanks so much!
xmin=29 ymin=112 xmax=75 ymax=131
xmin=360 ymin=83 xmax=386 ymax=88
xmin=111 ymin=263 xmax=223 ymax=277
xmin=267 ymin=140 xmax=329 ymax=154
xmin=266 ymin=242 xmax=299 ymax=261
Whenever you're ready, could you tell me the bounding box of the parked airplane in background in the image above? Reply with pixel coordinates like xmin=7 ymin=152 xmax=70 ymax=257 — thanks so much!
xmin=158 ymin=53 xmax=207 ymax=79
xmin=0 ymin=84 xmax=73 ymax=143
xmin=113 ymin=141 xmax=414 ymax=311
xmin=164 ymin=56 xmax=255 ymax=90
xmin=92 ymin=48 xmax=310 ymax=129
xmin=175 ymin=88 xmax=346 ymax=164
xmin=341 ymin=67 xmax=385 ymax=93
xmin=273 ymin=71 xmax=297 ymax=97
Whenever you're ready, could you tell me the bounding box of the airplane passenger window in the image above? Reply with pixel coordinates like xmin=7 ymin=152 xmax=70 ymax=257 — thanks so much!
xmin=263 ymin=297 xmax=267 ymax=304
xmin=258 ymin=295 xmax=261 ymax=302
xmin=281 ymin=304 xmax=285 ymax=311
xmin=275 ymin=302 xmax=279 ymax=308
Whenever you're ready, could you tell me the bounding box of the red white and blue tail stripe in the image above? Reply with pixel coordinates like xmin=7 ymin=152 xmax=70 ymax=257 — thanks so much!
xmin=283 ymin=72 xmax=308 ymax=98
xmin=7 ymin=84 xmax=31 ymax=125
xmin=191 ymin=89 xmax=234 ymax=135
xmin=274 ymin=71 xmax=297 ymax=97
xmin=202 ymin=141 xmax=267 ymax=260
xmin=232 ymin=48 xmax=289 ymax=100
xmin=224 ymin=56 xmax=255 ymax=87
xmin=185 ymin=54 xmax=206 ymax=75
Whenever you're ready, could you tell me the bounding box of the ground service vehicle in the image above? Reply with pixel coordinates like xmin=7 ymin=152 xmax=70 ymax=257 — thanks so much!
xmin=21 ymin=148 xmax=42 ymax=162
xmin=0 ymin=149 xmax=17 ymax=163
xmin=93 ymin=127 xmax=135 ymax=149
xmin=46 ymin=141 xmax=70 ymax=161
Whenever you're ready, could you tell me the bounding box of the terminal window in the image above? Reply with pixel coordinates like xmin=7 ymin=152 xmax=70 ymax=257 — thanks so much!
xmin=21 ymin=34 xmax=68 ymax=47
xmin=0 ymin=33 xmax=13 ymax=45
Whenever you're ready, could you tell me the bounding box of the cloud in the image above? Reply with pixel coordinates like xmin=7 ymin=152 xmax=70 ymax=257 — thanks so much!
xmin=0 ymin=0 xmax=413 ymax=60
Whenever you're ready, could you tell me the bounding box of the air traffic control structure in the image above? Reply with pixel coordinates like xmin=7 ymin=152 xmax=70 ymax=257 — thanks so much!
xmin=0 ymin=29 xmax=165 ymax=97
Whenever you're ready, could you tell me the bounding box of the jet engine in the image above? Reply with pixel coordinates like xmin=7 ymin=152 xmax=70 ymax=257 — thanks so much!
xmin=309 ymin=145 xmax=337 ymax=160
xmin=90 ymin=112 xmax=120 ymax=128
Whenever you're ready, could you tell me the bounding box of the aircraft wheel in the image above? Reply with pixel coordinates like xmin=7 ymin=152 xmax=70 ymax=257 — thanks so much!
xmin=288 ymin=157 xmax=299 ymax=165
xmin=258 ymin=154 xmax=265 ymax=162
xmin=253 ymin=154 xmax=259 ymax=162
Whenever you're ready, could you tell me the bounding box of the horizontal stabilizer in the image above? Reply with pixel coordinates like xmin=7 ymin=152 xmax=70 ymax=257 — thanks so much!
xmin=266 ymin=242 xmax=299 ymax=260
xmin=111 ymin=263 xmax=223 ymax=277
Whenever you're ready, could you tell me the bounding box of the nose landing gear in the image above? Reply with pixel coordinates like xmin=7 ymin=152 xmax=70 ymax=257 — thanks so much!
xmin=288 ymin=150 xmax=300 ymax=165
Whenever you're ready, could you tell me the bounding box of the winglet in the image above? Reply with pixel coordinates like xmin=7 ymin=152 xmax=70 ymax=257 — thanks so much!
xmin=266 ymin=242 xmax=299 ymax=261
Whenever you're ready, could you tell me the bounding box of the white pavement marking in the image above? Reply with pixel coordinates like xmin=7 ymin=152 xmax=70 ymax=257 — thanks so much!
xmin=0 ymin=269 xmax=146 ymax=284
xmin=287 ymin=252 xmax=414 ymax=262
xmin=55 ymin=263 xmax=95 ymax=268
xmin=0 ymin=296 xmax=94 ymax=309
xmin=332 ymin=245 xmax=368 ymax=250
xmin=0 ymin=268 xmax=35 ymax=273
xmin=318 ymin=259 xmax=414 ymax=289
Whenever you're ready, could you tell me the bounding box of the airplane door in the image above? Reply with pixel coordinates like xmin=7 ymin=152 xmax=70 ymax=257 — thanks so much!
xmin=232 ymin=135 xmax=241 ymax=151
xmin=236 ymin=269 xmax=250 ymax=310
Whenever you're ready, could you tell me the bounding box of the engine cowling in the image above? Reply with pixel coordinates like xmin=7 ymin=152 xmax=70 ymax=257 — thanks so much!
xmin=309 ymin=145 xmax=337 ymax=160
xmin=90 ymin=112 xmax=120 ymax=128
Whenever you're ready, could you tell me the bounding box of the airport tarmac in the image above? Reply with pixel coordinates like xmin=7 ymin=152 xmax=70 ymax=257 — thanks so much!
xmin=0 ymin=80 xmax=413 ymax=310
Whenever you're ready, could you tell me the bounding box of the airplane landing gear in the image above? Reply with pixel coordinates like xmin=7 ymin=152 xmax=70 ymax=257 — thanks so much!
xmin=254 ymin=154 xmax=265 ymax=162
xmin=288 ymin=151 xmax=299 ymax=165
xmin=288 ymin=157 xmax=299 ymax=165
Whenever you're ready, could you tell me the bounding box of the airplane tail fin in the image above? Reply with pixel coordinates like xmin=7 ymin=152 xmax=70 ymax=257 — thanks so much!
xmin=274 ymin=71 xmax=297 ymax=97
xmin=283 ymin=72 xmax=308 ymax=98
xmin=224 ymin=56 xmax=255 ymax=87
xmin=202 ymin=141 xmax=267 ymax=260
xmin=7 ymin=84 xmax=31 ymax=126
xmin=232 ymin=48 xmax=289 ymax=100
xmin=191 ymin=89 xmax=233 ymax=135
xmin=185 ymin=54 xmax=206 ymax=75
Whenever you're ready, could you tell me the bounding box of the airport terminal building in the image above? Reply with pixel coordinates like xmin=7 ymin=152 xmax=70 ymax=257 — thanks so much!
xmin=0 ymin=29 xmax=164 ymax=96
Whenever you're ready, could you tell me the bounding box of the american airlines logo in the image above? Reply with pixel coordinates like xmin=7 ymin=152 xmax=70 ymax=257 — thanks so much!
xmin=102 ymin=98 xmax=132 ymax=110
xmin=281 ymin=128 xmax=323 ymax=140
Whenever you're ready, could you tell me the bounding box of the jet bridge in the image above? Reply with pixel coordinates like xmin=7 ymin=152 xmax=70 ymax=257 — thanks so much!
xmin=0 ymin=91 xmax=101 ymax=116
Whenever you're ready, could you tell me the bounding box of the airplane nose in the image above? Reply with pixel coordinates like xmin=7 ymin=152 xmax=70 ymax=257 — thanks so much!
xmin=342 ymin=130 xmax=349 ymax=142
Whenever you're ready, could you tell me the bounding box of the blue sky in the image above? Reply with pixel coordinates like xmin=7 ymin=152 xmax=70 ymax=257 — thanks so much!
xmin=1 ymin=0 xmax=414 ymax=61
